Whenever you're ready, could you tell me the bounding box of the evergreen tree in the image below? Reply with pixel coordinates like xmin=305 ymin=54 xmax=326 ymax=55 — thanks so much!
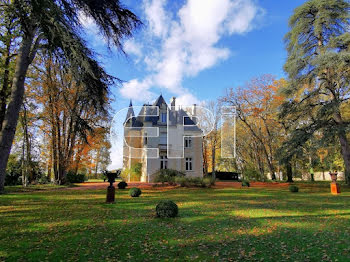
xmin=0 ymin=0 xmax=141 ymax=193
xmin=280 ymin=0 xmax=350 ymax=184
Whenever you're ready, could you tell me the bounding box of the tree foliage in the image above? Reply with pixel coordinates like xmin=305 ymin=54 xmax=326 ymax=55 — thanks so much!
xmin=0 ymin=0 xmax=141 ymax=192
xmin=280 ymin=0 xmax=350 ymax=184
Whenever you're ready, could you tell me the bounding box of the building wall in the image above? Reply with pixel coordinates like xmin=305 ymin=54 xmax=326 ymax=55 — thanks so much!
xmin=123 ymin=103 xmax=203 ymax=182
xmin=144 ymin=134 xmax=203 ymax=182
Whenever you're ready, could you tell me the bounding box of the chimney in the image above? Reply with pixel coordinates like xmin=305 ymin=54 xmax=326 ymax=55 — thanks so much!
xmin=171 ymin=97 xmax=176 ymax=110
xmin=192 ymin=104 xmax=197 ymax=124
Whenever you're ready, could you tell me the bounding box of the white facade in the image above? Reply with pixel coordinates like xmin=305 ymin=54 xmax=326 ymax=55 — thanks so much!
xmin=123 ymin=95 xmax=203 ymax=182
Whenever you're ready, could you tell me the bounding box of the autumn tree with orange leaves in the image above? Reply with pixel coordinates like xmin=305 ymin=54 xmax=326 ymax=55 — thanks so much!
xmin=30 ymin=54 xmax=112 ymax=184
xmin=222 ymin=75 xmax=286 ymax=180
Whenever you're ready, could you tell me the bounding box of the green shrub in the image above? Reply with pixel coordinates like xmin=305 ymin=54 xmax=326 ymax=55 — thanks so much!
xmin=289 ymin=185 xmax=299 ymax=192
xmin=174 ymin=177 xmax=187 ymax=187
xmin=5 ymin=172 xmax=22 ymax=186
xmin=243 ymin=166 xmax=261 ymax=181
xmin=156 ymin=200 xmax=178 ymax=218
xmin=66 ymin=171 xmax=86 ymax=183
xmin=121 ymin=163 xmax=142 ymax=181
xmin=153 ymin=169 xmax=185 ymax=185
xmin=129 ymin=187 xmax=142 ymax=197
xmin=203 ymin=177 xmax=216 ymax=187
xmin=118 ymin=181 xmax=128 ymax=189
xmin=175 ymin=177 xmax=214 ymax=188
xmin=36 ymin=173 xmax=50 ymax=184
xmin=242 ymin=180 xmax=250 ymax=187
xmin=5 ymin=155 xmax=24 ymax=186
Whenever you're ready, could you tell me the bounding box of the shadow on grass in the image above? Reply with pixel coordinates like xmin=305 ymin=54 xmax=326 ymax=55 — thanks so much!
xmin=1 ymin=186 xmax=350 ymax=261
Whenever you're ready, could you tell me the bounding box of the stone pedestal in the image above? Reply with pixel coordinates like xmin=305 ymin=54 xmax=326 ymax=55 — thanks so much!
xmin=106 ymin=186 xmax=115 ymax=203
xmin=330 ymin=183 xmax=340 ymax=195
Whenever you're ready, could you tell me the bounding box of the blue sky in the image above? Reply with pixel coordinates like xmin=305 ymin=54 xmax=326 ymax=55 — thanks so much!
xmin=81 ymin=0 xmax=307 ymax=108
xmin=79 ymin=0 xmax=307 ymax=169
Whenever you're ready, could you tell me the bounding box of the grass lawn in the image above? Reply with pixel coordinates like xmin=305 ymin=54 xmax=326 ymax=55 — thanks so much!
xmin=1 ymin=183 xmax=350 ymax=261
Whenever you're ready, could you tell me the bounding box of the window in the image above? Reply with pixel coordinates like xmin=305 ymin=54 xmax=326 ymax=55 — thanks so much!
xmin=185 ymin=157 xmax=193 ymax=171
xmin=160 ymin=133 xmax=167 ymax=144
xmin=160 ymin=156 xmax=168 ymax=169
xmin=184 ymin=137 xmax=192 ymax=148
xmin=161 ymin=112 xmax=167 ymax=123
xmin=144 ymin=132 xmax=148 ymax=145
xmin=183 ymin=116 xmax=191 ymax=125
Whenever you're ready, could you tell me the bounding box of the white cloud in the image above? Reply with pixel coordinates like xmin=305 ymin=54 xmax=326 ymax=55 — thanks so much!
xmin=78 ymin=11 xmax=99 ymax=35
xmin=120 ymin=78 xmax=155 ymax=102
xmin=143 ymin=0 xmax=170 ymax=38
xmin=124 ymin=39 xmax=142 ymax=58
xmin=119 ymin=0 xmax=264 ymax=102
xmin=226 ymin=0 xmax=265 ymax=34
xmin=176 ymin=92 xmax=201 ymax=106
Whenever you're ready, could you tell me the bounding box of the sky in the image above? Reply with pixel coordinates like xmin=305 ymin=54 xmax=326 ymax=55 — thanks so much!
xmin=79 ymin=0 xmax=308 ymax=169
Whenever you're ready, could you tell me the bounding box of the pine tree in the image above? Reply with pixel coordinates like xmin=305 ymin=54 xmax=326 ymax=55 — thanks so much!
xmin=281 ymin=0 xmax=350 ymax=184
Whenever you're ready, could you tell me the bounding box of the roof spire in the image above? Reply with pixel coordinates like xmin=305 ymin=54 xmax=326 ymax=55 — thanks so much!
xmin=153 ymin=94 xmax=167 ymax=107
xmin=124 ymin=100 xmax=135 ymax=125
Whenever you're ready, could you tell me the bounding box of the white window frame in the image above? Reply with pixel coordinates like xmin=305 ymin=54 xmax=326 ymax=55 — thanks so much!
xmin=184 ymin=137 xmax=192 ymax=148
xmin=160 ymin=156 xmax=168 ymax=169
xmin=185 ymin=157 xmax=193 ymax=171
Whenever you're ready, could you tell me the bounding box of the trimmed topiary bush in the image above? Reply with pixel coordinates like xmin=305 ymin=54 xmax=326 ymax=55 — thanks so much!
xmin=289 ymin=185 xmax=299 ymax=192
xmin=129 ymin=187 xmax=142 ymax=197
xmin=156 ymin=200 xmax=178 ymax=218
xmin=242 ymin=180 xmax=250 ymax=187
xmin=118 ymin=181 xmax=128 ymax=189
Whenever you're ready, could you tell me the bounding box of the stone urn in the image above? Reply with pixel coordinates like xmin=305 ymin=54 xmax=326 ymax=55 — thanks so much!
xmin=329 ymin=171 xmax=338 ymax=183
xmin=105 ymin=171 xmax=117 ymax=203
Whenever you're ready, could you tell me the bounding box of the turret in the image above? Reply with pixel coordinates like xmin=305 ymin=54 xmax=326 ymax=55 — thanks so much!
xmin=124 ymin=100 xmax=135 ymax=125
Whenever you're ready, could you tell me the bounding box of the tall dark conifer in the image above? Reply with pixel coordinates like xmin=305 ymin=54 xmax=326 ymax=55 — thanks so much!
xmin=0 ymin=0 xmax=141 ymax=193
xmin=280 ymin=0 xmax=350 ymax=184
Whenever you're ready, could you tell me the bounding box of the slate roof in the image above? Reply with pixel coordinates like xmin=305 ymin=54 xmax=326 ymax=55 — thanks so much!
xmin=124 ymin=95 xmax=201 ymax=132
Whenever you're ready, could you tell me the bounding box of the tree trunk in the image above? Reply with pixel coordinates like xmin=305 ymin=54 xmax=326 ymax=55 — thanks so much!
xmin=202 ymin=140 xmax=208 ymax=176
xmin=286 ymin=160 xmax=293 ymax=183
xmin=338 ymin=129 xmax=350 ymax=185
xmin=49 ymin=92 xmax=59 ymax=183
xmin=255 ymin=146 xmax=265 ymax=181
xmin=21 ymin=104 xmax=32 ymax=186
xmin=309 ymin=156 xmax=314 ymax=182
xmin=334 ymin=111 xmax=350 ymax=185
xmin=0 ymin=35 xmax=34 ymax=193
xmin=211 ymin=145 xmax=216 ymax=180
xmin=0 ymin=41 xmax=12 ymax=132
xmin=95 ymin=149 xmax=100 ymax=177
xmin=267 ymin=158 xmax=276 ymax=180
xmin=21 ymin=129 xmax=27 ymax=187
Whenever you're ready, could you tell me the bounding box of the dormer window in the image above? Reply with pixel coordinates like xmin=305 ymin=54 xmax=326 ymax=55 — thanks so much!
xmin=161 ymin=112 xmax=167 ymax=123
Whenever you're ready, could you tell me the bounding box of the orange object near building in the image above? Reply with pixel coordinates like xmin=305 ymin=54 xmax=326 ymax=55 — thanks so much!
xmin=330 ymin=183 xmax=340 ymax=195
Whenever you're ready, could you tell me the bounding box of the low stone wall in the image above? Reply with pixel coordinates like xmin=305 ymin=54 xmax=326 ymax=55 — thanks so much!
xmin=266 ymin=171 xmax=345 ymax=181
xmin=299 ymin=171 xmax=345 ymax=181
